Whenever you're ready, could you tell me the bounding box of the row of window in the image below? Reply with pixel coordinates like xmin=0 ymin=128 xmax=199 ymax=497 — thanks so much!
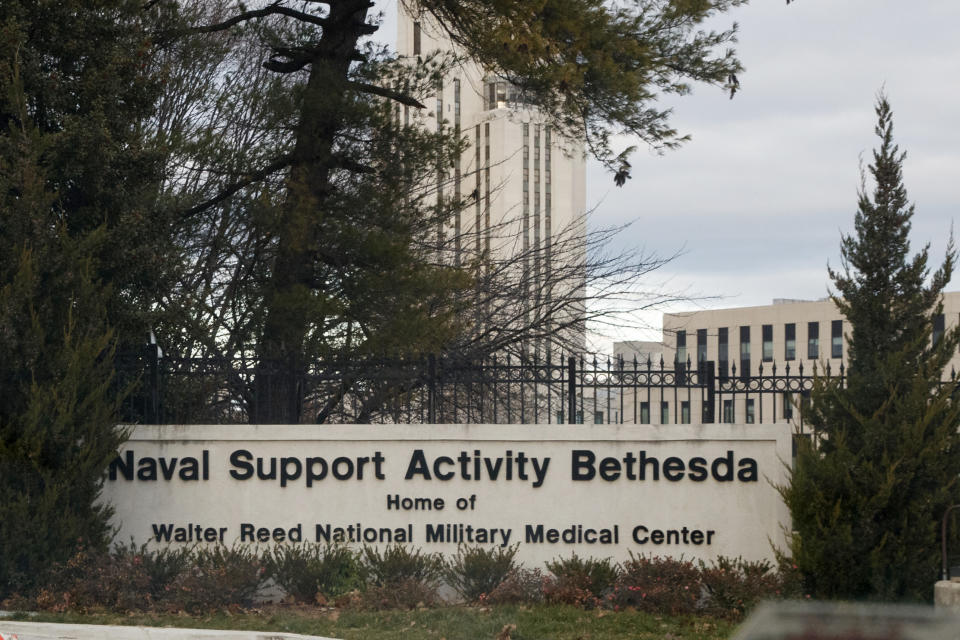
xmin=584 ymin=393 xmax=803 ymax=425
xmin=634 ymin=401 xmax=691 ymax=425
xmin=675 ymin=321 xmax=844 ymax=370
xmin=560 ymin=402 xmax=694 ymax=425
xmin=676 ymin=313 xmax=953 ymax=370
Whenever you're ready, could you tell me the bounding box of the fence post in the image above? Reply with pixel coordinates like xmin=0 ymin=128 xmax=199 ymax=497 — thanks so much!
xmin=427 ymin=354 xmax=437 ymax=424
xmin=704 ymin=360 xmax=716 ymax=424
xmin=567 ymin=356 xmax=576 ymax=424
xmin=145 ymin=342 xmax=161 ymax=424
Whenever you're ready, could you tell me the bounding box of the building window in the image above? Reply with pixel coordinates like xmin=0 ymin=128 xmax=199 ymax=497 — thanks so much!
xmin=722 ymin=399 xmax=734 ymax=424
xmin=762 ymin=324 xmax=773 ymax=362
xmin=474 ymin=124 xmax=481 ymax=255
xmin=485 ymin=80 xmax=510 ymax=110
xmin=522 ymin=123 xmax=530 ymax=260
xmin=594 ymin=411 xmax=603 ymax=425
xmin=831 ymin=320 xmax=843 ymax=359
xmin=783 ymin=392 xmax=793 ymax=420
xmin=808 ymin=321 xmax=819 ymax=359
xmin=697 ymin=329 xmax=707 ymax=366
xmin=640 ymin=402 xmax=650 ymax=424
xmin=934 ymin=314 xmax=945 ymax=345
xmin=545 ymin=126 xmax=552 ymax=276
xmin=533 ymin=125 xmax=541 ymax=294
xmin=661 ymin=401 xmax=670 ymax=425
xmin=740 ymin=326 xmax=751 ymax=378
xmin=719 ymin=328 xmax=729 ymax=379
xmin=413 ymin=21 xmax=421 ymax=55
xmin=676 ymin=330 xmax=687 ymax=364
xmin=453 ymin=79 xmax=461 ymax=263
xmin=454 ymin=78 xmax=461 ymax=120
xmin=785 ymin=323 xmax=796 ymax=361
xmin=681 ymin=401 xmax=691 ymax=424
xmin=484 ymin=123 xmax=490 ymax=255
xmin=746 ymin=398 xmax=755 ymax=424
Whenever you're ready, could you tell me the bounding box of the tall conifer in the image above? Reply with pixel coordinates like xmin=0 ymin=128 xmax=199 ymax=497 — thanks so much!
xmin=0 ymin=1 xmax=162 ymax=596
xmin=782 ymin=95 xmax=960 ymax=601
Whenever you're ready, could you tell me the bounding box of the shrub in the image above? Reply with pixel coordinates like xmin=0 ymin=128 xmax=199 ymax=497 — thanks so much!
xmin=265 ymin=543 xmax=364 ymax=602
xmin=31 ymin=546 xmax=153 ymax=613
xmin=542 ymin=573 xmax=599 ymax=608
xmin=774 ymin=553 xmax=806 ymax=600
xmin=608 ymin=553 xmax=701 ymax=614
xmin=484 ymin=568 xmax=545 ymax=605
xmin=113 ymin=540 xmax=194 ymax=601
xmin=444 ymin=544 xmax=518 ymax=601
xmin=356 ymin=577 xmax=441 ymax=610
xmin=163 ymin=544 xmax=267 ymax=612
xmin=546 ymin=553 xmax=620 ymax=599
xmin=699 ymin=556 xmax=780 ymax=620
xmin=362 ymin=544 xmax=444 ymax=588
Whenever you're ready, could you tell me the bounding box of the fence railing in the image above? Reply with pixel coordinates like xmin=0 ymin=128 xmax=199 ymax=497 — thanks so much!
xmin=116 ymin=347 xmax=849 ymax=427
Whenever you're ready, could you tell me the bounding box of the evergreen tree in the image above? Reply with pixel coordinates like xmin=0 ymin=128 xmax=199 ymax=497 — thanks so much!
xmin=0 ymin=2 xmax=164 ymax=596
xmin=781 ymin=95 xmax=960 ymax=601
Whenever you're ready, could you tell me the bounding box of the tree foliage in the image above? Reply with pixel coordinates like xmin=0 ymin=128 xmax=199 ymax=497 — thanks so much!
xmin=420 ymin=0 xmax=745 ymax=168
xmin=0 ymin=0 xmax=163 ymax=596
xmin=780 ymin=95 xmax=960 ymax=601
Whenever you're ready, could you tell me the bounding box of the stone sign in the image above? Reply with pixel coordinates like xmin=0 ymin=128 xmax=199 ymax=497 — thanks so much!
xmin=103 ymin=424 xmax=790 ymax=565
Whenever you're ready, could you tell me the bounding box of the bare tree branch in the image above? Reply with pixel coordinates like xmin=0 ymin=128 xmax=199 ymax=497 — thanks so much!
xmin=349 ymin=81 xmax=427 ymax=109
xmin=189 ymin=3 xmax=330 ymax=34
xmin=181 ymin=154 xmax=292 ymax=218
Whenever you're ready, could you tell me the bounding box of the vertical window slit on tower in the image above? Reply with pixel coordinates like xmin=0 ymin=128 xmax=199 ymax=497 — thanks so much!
xmin=453 ymin=78 xmax=461 ymax=265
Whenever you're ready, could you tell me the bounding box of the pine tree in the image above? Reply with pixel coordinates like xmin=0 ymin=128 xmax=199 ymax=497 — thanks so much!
xmin=781 ymin=95 xmax=960 ymax=601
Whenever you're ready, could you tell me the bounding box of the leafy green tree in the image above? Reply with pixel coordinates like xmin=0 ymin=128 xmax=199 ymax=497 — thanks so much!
xmin=0 ymin=1 xmax=165 ymax=596
xmin=166 ymin=0 xmax=745 ymax=423
xmin=781 ymin=95 xmax=960 ymax=601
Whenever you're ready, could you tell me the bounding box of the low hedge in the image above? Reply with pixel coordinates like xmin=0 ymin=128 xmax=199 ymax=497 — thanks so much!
xmin=2 ymin=543 xmax=802 ymax=620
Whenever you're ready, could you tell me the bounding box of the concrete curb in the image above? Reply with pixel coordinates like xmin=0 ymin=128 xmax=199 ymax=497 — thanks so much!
xmin=0 ymin=621 xmax=338 ymax=640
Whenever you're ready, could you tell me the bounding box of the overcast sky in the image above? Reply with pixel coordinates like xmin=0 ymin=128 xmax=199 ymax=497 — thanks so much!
xmin=375 ymin=1 xmax=960 ymax=349
xmin=586 ymin=0 xmax=960 ymax=345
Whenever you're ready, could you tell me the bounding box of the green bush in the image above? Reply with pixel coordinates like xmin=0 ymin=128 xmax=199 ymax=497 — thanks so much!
xmin=265 ymin=543 xmax=364 ymax=602
xmin=546 ymin=552 xmax=620 ymax=599
xmin=444 ymin=544 xmax=518 ymax=601
xmin=608 ymin=553 xmax=701 ymax=614
xmin=362 ymin=544 xmax=444 ymax=588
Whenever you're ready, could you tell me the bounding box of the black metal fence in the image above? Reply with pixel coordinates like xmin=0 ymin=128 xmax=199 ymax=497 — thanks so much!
xmin=117 ymin=347 xmax=840 ymax=426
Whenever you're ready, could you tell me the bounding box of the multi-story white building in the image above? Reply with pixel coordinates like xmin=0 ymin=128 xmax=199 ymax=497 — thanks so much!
xmin=397 ymin=10 xmax=587 ymax=353
xmin=612 ymin=293 xmax=960 ymax=428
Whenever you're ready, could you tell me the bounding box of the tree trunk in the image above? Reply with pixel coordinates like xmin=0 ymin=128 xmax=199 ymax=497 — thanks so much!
xmin=251 ymin=1 xmax=371 ymax=423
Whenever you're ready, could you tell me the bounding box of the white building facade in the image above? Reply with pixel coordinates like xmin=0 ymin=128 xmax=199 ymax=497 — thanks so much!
xmin=397 ymin=10 xmax=587 ymax=356
xmin=611 ymin=293 xmax=960 ymax=429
